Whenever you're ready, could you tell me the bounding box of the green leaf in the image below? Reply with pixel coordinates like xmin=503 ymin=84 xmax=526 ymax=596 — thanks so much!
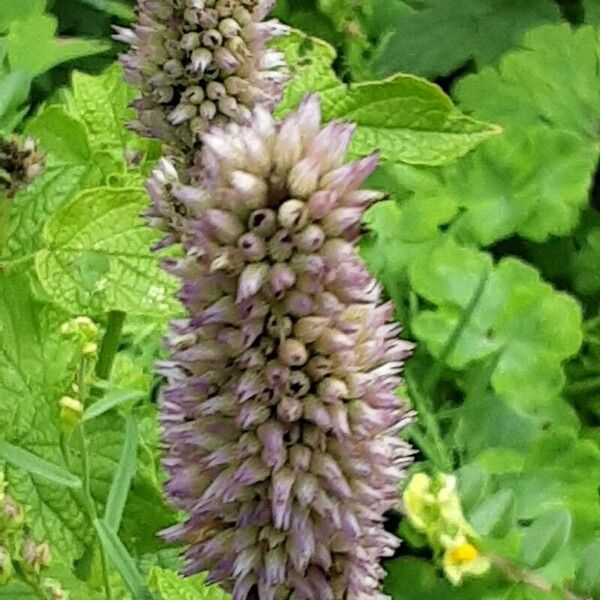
xmin=572 ymin=226 xmax=600 ymax=296
xmin=469 ymin=489 xmax=516 ymax=538
xmin=0 ymin=439 xmax=81 ymax=488
xmin=575 ymin=540 xmax=600 ymax=597
xmin=94 ymin=518 xmax=155 ymax=600
xmin=71 ymin=65 xmax=138 ymax=153
xmin=7 ymin=14 xmax=110 ymax=77
xmin=0 ymin=0 xmax=45 ymax=33
xmin=371 ymin=0 xmax=561 ymax=79
xmin=456 ymin=464 xmax=490 ymax=513
xmin=409 ymin=237 xmax=583 ymax=403
xmin=521 ymin=510 xmax=572 ymax=569
xmin=84 ymin=389 xmax=145 ymax=422
xmin=0 ymin=273 xmax=92 ymax=562
xmin=148 ymin=567 xmax=231 ymax=600
xmin=274 ymin=30 xmax=500 ymax=166
xmin=0 ymin=71 xmax=31 ymax=128
xmin=25 ymin=105 xmax=91 ymax=163
xmin=321 ymin=75 xmax=500 ymax=166
xmin=1 ymin=163 xmax=92 ymax=260
xmin=34 ymin=186 xmax=178 ymax=316
xmin=273 ymin=29 xmax=342 ymax=118
xmin=103 ymin=415 xmax=138 ymax=533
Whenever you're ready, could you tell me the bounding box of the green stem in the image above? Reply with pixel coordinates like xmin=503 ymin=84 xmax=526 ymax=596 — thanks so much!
xmin=74 ymin=358 xmax=113 ymax=600
xmin=95 ymin=310 xmax=126 ymax=382
xmin=406 ymin=376 xmax=453 ymax=472
xmin=424 ymin=271 xmax=490 ymax=394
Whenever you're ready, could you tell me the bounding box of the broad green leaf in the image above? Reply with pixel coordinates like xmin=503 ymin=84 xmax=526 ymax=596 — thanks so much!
xmin=575 ymin=541 xmax=600 ymax=597
xmin=0 ymin=0 xmax=45 ymax=33
xmin=371 ymin=0 xmax=561 ymax=79
xmin=0 ymin=71 xmax=31 ymax=128
xmin=456 ymin=464 xmax=490 ymax=513
xmin=0 ymin=273 xmax=92 ymax=562
xmin=148 ymin=567 xmax=231 ymax=600
xmin=274 ymin=30 xmax=500 ymax=166
xmin=103 ymin=415 xmax=138 ymax=533
xmin=1 ymin=163 xmax=92 ymax=260
xmin=73 ymin=0 xmax=135 ymax=20
xmin=441 ymin=24 xmax=600 ymax=244
xmin=321 ymin=75 xmax=500 ymax=166
xmin=34 ymin=187 xmax=178 ymax=316
xmin=25 ymin=105 xmax=91 ymax=163
xmin=0 ymin=439 xmax=81 ymax=488
xmin=469 ymin=489 xmax=516 ymax=538
xmin=521 ymin=510 xmax=572 ymax=569
xmin=71 ymin=65 xmax=137 ymax=153
xmin=273 ymin=29 xmax=341 ymax=118
xmin=94 ymin=518 xmax=155 ymax=600
xmin=7 ymin=14 xmax=110 ymax=77
xmin=409 ymin=237 xmax=583 ymax=403
xmin=585 ymin=0 xmax=600 ymax=24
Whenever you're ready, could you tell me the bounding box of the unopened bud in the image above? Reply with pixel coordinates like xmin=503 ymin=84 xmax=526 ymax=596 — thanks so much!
xmin=59 ymin=396 xmax=83 ymax=432
xmin=22 ymin=539 xmax=51 ymax=573
xmin=0 ymin=546 xmax=13 ymax=585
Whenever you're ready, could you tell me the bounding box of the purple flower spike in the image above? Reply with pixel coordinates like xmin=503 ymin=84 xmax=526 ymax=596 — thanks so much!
xmin=158 ymin=95 xmax=415 ymax=599
xmin=119 ymin=0 xmax=289 ymax=150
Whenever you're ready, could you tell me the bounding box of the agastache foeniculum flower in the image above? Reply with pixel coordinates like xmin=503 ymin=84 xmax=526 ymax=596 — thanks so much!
xmin=117 ymin=0 xmax=289 ymax=150
xmin=154 ymin=95 xmax=415 ymax=600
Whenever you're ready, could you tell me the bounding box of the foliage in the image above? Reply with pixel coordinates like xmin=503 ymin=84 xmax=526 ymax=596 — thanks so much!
xmin=0 ymin=0 xmax=599 ymax=598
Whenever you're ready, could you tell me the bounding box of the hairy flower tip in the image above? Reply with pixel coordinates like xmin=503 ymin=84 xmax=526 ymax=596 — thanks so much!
xmin=160 ymin=95 xmax=415 ymax=600
xmin=0 ymin=137 xmax=44 ymax=198
xmin=118 ymin=0 xmax=289 ymax=149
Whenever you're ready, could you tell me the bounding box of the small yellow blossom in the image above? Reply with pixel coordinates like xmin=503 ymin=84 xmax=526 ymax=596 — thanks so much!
xmin=443 ymin=536 xmax=490 ymax=585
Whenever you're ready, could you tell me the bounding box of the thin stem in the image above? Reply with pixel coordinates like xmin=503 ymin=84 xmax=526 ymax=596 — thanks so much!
xmin=424 ymin=271 xmax=490 ymax=394
xmin=95 ymin=310 xmax=126 ymax=382
xmin=491 ymin=556 xmax=590 ymax=600
xmin=406 ymin=375 xmax=453 ymax=472
xmin=74 ymin=358 xmax=113 ymax=600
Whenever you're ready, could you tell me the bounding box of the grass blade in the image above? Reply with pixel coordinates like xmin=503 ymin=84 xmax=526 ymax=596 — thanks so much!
xmin=0 ymin=440 xmax=81 ymax=488
xmin=84 ymin=390 xmax=145 ymax=422
xmin=424 ymin=269 xmax=490 ymax=393
xmin=94 ymin=519 xmax=154 ymax=600
xmin=103 ymin=416 xmax=138 ymax=533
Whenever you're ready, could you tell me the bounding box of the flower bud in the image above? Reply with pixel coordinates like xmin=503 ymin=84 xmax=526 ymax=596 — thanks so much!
xmin=59 ymin=396 xmax=83 ymax=433
xmin=0 ymin=546 xmax=13 ymax=585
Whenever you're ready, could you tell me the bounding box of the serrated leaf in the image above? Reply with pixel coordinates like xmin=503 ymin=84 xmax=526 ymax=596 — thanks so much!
xmin=371 ymin=0 xmax=561 ymax=79
xmin=469 ymin=489 xmax=516 ymax=538
xmin=71 ymin=65 xmax=137 ymax=153
xmin=7 ymin=14 xmax=110 ymax=77
xmin=274 ymin=30 xmax=499 ymax=166
xmin=521 ymin=510 xmax=572 ymax=569
xmin=148 ymin=567 xmax=231 ymax=600
xmin=0 ymin=273 xmax=92 ymax=562
xmin=321 ymin=75 xmax=500 ymax=166
xmin=34 ymin=187 xmax=178 ymax=316
xmin=409 ymin=237 xmax=583 ymax=404
xmin=273 ymin=29 xmax=341 ymax=118
xmin=25 ymin=105 xmax=91 ymax=163
xmin=1 ymin=163 xmax=92 ymax=260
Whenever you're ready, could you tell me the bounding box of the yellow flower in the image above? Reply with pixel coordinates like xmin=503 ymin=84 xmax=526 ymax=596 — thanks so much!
xmin=442 ymin=536 xmax=490 ymax=585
